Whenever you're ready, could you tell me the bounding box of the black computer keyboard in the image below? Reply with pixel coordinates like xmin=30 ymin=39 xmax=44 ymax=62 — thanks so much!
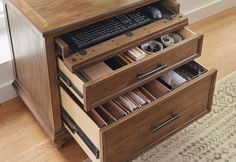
xmin=62 ymin=11 xmax=152 ymax=51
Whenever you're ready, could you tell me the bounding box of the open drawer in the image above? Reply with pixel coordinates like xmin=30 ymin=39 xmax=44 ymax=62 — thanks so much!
xmin=55 ymin=0 xmax=187 ymax=72
xmin=57 ymin=27 xmax=204 ymax=111
xmin=59 ymin=61 xmax=217 ymax=162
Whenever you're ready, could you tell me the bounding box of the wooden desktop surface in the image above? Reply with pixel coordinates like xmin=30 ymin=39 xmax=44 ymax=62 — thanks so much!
xmin=9 ymin=0 xmax=160 ymax=35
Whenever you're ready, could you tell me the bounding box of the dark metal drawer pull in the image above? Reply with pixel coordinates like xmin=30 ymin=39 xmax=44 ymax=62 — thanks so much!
xmin=137 ymin=64 xmax=168 ymax=80
xmin=151 ymin=113 xmax=180 ymax=133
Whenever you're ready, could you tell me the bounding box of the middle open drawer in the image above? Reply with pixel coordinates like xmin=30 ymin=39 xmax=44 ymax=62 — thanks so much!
xmin=57 ymin=27 xmax=203 ymax=111
xmin=60 ymin=61 xmax=217 ymax=162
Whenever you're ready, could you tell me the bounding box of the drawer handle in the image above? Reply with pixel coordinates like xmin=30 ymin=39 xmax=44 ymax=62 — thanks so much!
xmin=137 ymin=64 xmax=168 ymax=80
xmin=151 ymin=113 xmax=180 ymax=133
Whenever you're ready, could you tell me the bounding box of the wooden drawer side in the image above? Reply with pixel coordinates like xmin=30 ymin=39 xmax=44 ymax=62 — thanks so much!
xmin=61 ymin=108 xmax=99 ymax=159
xmin=59 ymin=87 xmax=100 ymax=148
xmin=63 ymin=122 xmax=101 ymax=162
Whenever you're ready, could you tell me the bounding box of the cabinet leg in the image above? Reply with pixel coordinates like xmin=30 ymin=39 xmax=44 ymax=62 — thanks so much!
xmin=54 ymin=128 xmax=71 ymax=149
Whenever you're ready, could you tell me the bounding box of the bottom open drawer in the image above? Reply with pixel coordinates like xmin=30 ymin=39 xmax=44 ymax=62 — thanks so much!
xmin=59 ymin=61 xmax=217 ymax=162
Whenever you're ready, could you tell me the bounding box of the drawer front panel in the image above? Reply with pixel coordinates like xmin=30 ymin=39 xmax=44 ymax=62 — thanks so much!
xmin=84 ymin=28 xmax=203 ymax=110
xmin=101 ymin=69 xmax=216 ymax=162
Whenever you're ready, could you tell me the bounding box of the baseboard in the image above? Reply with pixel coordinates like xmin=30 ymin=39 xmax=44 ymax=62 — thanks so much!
xmin=0 ymin=60 xmax=17 ymax=104
xmin=0 ymin=81 xmax=17 ymax=104
xmin=184 ymin=0 xmax=236 ymax=23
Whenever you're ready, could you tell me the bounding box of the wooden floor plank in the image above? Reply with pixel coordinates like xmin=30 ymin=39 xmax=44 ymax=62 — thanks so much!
xmin=1 ymin=7 xmax=236 ymax=162
xmin=10 ymin=140 xmax=87 ymax=162
xmin=0 ymin=98 xmax=35 ymax=138
xmin=191 ymin=6 xmax=236 ymax=79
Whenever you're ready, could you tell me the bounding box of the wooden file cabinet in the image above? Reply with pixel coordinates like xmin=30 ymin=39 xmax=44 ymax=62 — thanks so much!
xmin=4 ymin=0 xmax=217 ymax=161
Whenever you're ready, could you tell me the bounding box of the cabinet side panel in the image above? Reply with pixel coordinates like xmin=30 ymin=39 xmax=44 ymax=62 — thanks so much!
xmin=5 ymin=3 xmax=62 ymax=140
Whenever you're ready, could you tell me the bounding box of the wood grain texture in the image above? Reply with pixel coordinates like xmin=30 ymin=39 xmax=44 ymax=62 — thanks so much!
xmin=60 ymin=87 xmax=100 ymax=149
xmin=64 ymin=124 xmax=100 ymax=162
xmin=162 ymin=0 xmax=180 ymax=13
xmin=8 ymin=0 xmax=163 ymax=35
xmin=58 ymin=67 xmax=216 ymax=162
xmin=63 ymin=14 xmax=188 ymax=71
xmin=6 ymin=4 xmax=54 ymax=131
xmin=4 ymin=2 xmax=63 ymax=142
xmin=0 ymin=98 xmax=87 ymax=162
xmin=100 ymin=69 xmax=216 ymax=162
xmin=1 ymin=5 xmax=235 ymax=162
xmin=45 ymin=36 xmax=64 ymax=136
xmin=58 ymin=27 xmax=203 ymax=111
xmin=83 ymin=28 xmax=203 ymax=111
xmin=190 ymin=7 xmax=236 ymax=80
xmin=4 ymin=0 xmax=182 ymax=145
xmin=57 ymin=58 xmax=84 ymax=102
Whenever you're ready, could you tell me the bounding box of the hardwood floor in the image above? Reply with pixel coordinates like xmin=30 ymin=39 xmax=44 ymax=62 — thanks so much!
xmin=190 ymin=7 xmax=236 ymax=79
xmin=1 ymin=7 xmax=236 ymax=162
xmin=0 ymin=98 xmax=87 ymax=162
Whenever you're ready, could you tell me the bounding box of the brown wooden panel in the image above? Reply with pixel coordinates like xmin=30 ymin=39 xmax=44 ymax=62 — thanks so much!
xmin=56 ymin=26 xmax=204 ymax=112
xmin=8 ymin=0 xmax=165 ymax=35
xmin=101 ymin=69 xmax=217 ymax=162
xmin=162 ymin=0 xmax=180 ymax=13
xmin=83 ymin=28 xmax=203 ymax=111
xmin=63 ymin=14 xmax=188 ymax=71
xmin=5 ymin=3 xmax=62 ymax=140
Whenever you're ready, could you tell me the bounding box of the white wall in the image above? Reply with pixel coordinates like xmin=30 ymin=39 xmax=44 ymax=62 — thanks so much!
xmin=0 ymin=1 xmax=17 ymax=103
xmin=0 ymin=61 xmax=17 ymax=103
xmin=179 ymin=0 xmax=217 ymax=13
xmin=178 ymin=0 xmax=236 ymax=23
xmin=0 ymin=0 xmax=5 ymax=29
xmin=0 ymin=30 xmax=17 ymax=103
